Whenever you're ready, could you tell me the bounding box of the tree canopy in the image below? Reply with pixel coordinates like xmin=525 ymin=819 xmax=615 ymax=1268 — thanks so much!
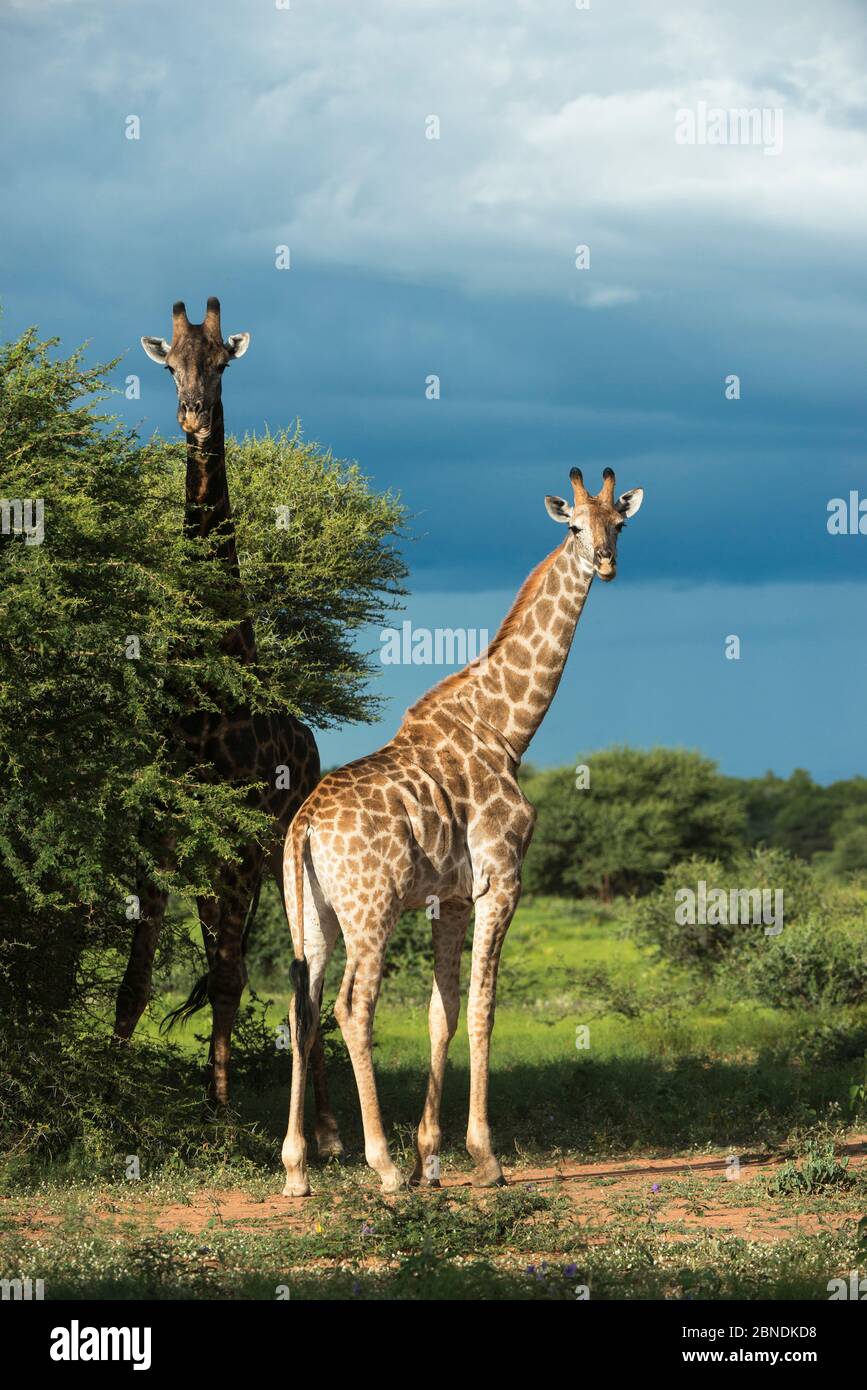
xmin=0 ymin=327 xmax=407 ymax=1023
xmin=522 ymin=746 xmax=745 ymax=900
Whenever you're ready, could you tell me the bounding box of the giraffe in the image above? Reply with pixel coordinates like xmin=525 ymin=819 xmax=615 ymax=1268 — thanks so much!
xmin=113 ymin=297 xmax=340 ymax=1149
xmin=278 ymin=466 xmax=644 ymax=1195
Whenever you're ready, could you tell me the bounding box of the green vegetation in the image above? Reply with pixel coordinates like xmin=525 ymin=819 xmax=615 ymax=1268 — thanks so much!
xmin=2 ymin=322 xmax=865 ymax=1300
xmin=2 ymin=895 xmax=865 ymax=1298
xmin=0 ymin=327 xmax=405 ymax=1062
xmin=765 ymin=1141 xmax=852 ymax=1198
xmin=522 ymin=747 xmax=744 ymax=899
xmin=522 ymin=749 xmax=867 ymax=900
xmin=2 ymin=1190 xmax=864 ymax=1300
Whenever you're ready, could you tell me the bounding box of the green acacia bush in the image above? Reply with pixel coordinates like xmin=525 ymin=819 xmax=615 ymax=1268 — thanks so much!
xmin=635 ymin=847 xmax=822 ymax=973
xmin=636 ymin=846 xmax=867 ymax=1011
xmin=728 ymin=911 xmax=867 ymax=1011
xmin=0 ymin=1025 xmax=275 ymax=1182
xmin=0 ymin=323 xmax=406 ymax=1158
xmin=816 ymin=814 xmax=867 ymax=881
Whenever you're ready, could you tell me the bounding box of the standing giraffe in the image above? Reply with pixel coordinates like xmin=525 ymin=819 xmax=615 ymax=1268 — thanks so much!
xmin=278 ymin=467 xmax=644 ymax=1195
xmin=114 ymin=298 xmax=339 ymax=1148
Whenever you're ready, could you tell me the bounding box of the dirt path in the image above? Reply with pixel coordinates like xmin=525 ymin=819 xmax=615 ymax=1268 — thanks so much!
xmin=6 ymin=1135 xmax=865 ymax=1247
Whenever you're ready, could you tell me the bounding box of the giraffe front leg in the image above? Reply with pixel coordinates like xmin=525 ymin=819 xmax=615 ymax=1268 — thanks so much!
xmin=198 ymin=861 xmax=255 ymax=1108
xmin=410 ymin=898 xmax=471 ymax=1187
xmin=465 ymin=881 xmax=521 ymax=1187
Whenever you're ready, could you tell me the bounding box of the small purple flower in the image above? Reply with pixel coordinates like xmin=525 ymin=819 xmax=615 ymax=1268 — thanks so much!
xmin=526 ymin=1265 xmax=536 ymax=1275
xmin=361 ymin=1222 xmax=374 ymax=1236
xmin=351 ymin=1279 xmax=361 ymax=1297
xmin=651 ymin=1183 xmax=660 ymax=1194
xmin=563 ymin=1263 xmax=578 ymax=1278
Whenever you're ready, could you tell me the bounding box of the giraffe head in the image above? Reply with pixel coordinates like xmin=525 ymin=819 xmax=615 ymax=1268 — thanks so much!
xmin=140 ymin=297 xmax=250 ymax=438
xmin=545 ymin=468 xmax=643 ymax=582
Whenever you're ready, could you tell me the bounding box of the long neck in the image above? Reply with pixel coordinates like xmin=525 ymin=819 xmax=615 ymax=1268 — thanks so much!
xmin=183 ymin=393 xmax=256 ymax=665
xmin=455 ymin=539 xmax=594 ymax=759
xmin=184 ymin=395 xmax=236 ymax=566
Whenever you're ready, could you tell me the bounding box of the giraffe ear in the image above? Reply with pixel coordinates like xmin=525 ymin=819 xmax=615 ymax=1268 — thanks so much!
xmin=141 ymin=336 xmax=171 ymax=363
xmin=226 ymin=332 xmax=251 ymax=359
xmin=545 ymin=495 xmax=571 ymax=524
xmin=617 ymin=488 xmax=644 ymax=518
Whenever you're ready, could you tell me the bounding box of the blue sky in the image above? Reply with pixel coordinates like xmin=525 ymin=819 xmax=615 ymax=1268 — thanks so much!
xmin=2 ymin=0 xmax=865 ymax=779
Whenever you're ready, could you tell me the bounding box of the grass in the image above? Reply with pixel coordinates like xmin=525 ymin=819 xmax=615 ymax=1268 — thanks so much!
xmin=146 ymin=894 xmax=867 ymax=1160
xmin=3 ymin=1177 xmax=865 ymax=1300
xmin=2 ymin=895 xmax=866 ymax=1299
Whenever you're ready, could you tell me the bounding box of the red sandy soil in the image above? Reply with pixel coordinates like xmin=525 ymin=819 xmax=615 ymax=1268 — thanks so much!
xmin=6 ymin=1136 xmax=866 ymax=1246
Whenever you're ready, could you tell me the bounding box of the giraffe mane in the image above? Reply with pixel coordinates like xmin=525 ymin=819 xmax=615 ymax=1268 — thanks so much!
xmin=402 ymin=539 xmax=567 ymax=720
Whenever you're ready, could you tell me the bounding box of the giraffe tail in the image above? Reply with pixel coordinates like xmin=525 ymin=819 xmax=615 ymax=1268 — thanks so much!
xmin=161 ymin=870 xmax=265 ymax=1035
xmin=160 ymin=973 xmax=209 ymax=1033
xmin=287 ymin=815 xmax=313 ymax=1056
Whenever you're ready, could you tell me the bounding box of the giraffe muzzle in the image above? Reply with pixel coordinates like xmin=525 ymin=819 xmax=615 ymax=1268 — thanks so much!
xmin=179 ymin=406 xmax=212 ymax=436
xmin=594 ymin=550 xmax=616 ymax=581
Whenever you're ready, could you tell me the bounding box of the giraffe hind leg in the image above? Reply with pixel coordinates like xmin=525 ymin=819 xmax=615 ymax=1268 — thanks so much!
xmin=281 ymin=874 xmax=341 ymax=1195
xmin=332 ymin=901 xmax=403 ymax=1193
xmin=198 ymin=857 xmax=259 ymax=1108
xmin=114 ymin=880 xmax=168 ymax=1040
xmin=410 ymin=897 xmax=472 ymax=1187
xmin=311 ymin=1026 xmax=344 ymax=1159
xmin=465 ymin=880 xmax=522 ymax=1187
xmin=268 ymin=845 xmax=343 ymax=1160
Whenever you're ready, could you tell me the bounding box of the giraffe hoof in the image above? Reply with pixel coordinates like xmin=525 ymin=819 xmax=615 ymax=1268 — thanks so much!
xmin=380 ymin=1171 xmax=405 ymax=1194
xmin=282 ymin=1178 xmax=312 ymax=1198
xmin=472 ymin=1165 xmax=507 ymax=1188
xmin=409 ymin=1171 xmax=442 ymax=1189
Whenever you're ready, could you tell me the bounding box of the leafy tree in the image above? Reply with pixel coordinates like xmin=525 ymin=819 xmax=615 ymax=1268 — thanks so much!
xmin=0 ymin=326 xmax=406 ymax=1031
xmin=819 ymin=811 xmax=867 ymax=880
xmin=736 ymin=769 xmax=867 ymax=863
xmin=771 ymin=770 xmax=836 ymax=860
xmin=522 ymin=746 xmax=744 ymax=900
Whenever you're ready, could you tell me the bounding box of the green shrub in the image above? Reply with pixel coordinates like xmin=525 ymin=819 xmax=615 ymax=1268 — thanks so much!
xmin=382 ymin=910 xmax=443 ymax=1001
xmin=0 ymin=1022 xmax=274 ymax=1183
xmin=766 ymin=1141 xmax=852 ymax=1197
xmin=728 ymin=913 xmax=867 ymax=1010
xmin=818 ymin=817 xmax=867 ymax=880
xmin=635 ymin=848 xmax=821 ymax=973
